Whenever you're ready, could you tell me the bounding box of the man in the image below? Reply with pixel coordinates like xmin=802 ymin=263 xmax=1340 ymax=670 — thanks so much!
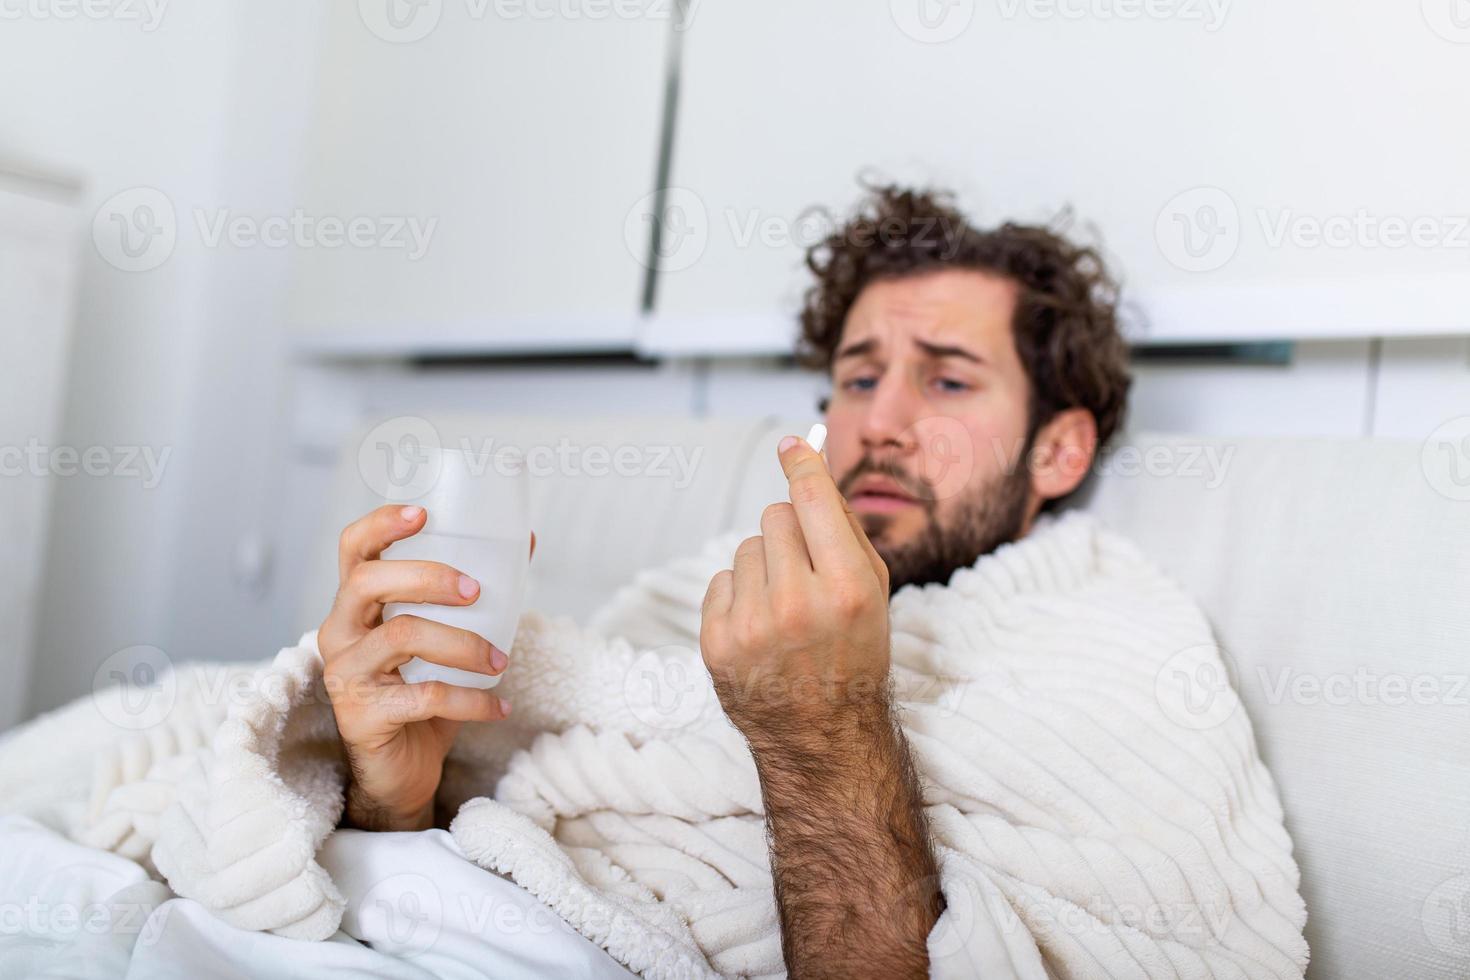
xmin=316 ymin=186 xmax=1303 ymax=978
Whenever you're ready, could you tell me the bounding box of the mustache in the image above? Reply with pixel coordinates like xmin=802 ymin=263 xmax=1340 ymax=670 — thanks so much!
xmin=837 ymin=457 xmax=937 ymax=504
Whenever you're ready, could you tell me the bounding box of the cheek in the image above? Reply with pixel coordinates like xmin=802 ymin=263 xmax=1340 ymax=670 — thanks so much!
xmin=912 ymin=410 xmax=1028 ymax=505
xmin=822 ymin=420 xmax=863 ymax=483
xmin=966 ymin=415 xmax=1028 ymax=482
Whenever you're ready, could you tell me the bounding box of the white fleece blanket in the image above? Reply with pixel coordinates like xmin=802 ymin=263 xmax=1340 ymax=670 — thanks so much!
xmin=0 ymin=511 xmax=1309 ymax=978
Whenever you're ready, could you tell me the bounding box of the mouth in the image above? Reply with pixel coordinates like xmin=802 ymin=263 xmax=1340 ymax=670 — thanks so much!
xmin=848 ymin=476 xmax=921 ymax=514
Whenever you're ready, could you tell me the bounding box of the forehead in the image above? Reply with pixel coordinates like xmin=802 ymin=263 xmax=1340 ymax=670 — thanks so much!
xmin=837 ymin=268 xmax=1020 ymax=358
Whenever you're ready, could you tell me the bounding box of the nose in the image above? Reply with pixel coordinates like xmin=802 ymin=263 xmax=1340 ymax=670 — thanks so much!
xmin=858 ymin=371 xmax=923 ymax=455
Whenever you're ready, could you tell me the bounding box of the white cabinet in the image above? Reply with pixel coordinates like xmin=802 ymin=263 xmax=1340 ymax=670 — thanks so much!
xmin=288 ymin=5 xmax=671 ymax=353
xmin=646 ymin=0 xmax=1470 ymax=353
xmin=0 ymin=168 xmax=81 ymax=729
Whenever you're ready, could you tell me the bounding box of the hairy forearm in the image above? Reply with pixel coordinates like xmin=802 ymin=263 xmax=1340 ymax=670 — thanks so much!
xmin=747 ymin=697 xmax=943 ymax=979
xmin=340 ymin=755 xmax=435 ymax=832
xmin=342 ymin=781 xmax=432 ymax=831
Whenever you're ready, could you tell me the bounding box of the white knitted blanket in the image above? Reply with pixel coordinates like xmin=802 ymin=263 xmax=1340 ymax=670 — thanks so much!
xmin=2 ymin=511 xmax=1309 ymax=978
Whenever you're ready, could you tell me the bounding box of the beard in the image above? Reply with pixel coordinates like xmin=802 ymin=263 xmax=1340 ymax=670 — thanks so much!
xmin=839 ymin=450 xmax=1033 ymax=596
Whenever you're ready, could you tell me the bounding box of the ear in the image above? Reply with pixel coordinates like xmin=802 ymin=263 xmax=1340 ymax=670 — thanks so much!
xmin=1028 ymin=408 xmax=1097 ymax=503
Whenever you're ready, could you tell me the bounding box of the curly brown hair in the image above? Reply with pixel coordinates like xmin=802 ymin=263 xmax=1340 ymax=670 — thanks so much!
xmin=798 ymin=183 xmax=1131 ymax=452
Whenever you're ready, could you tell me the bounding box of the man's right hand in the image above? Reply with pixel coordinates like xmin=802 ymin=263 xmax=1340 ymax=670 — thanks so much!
xmin=318 ymin=504 xmax=527 ymax=831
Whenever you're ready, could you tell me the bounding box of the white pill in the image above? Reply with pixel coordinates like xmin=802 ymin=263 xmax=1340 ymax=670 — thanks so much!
xmin=805 ymin=423 xmax=827 ymax=453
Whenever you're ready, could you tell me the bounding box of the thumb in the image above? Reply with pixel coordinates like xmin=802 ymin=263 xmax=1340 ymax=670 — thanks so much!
xmin=776 ymin=434 xmax=888 ymax=586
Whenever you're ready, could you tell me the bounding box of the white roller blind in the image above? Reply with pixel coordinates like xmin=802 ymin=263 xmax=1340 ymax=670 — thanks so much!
xmin=648 ymin=0 xmax=1470 ymax=350
xmin=288 ymin=4 xmax=671 ymax=350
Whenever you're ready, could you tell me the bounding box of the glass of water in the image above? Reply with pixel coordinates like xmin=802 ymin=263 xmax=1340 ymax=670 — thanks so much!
xmin=380 ymin=444 xmax=531 ymax=689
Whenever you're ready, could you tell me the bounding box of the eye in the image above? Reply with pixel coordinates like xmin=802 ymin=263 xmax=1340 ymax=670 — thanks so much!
xmin=841 ymin=375 xmax=878 ymax=392
xmin=932 ymin=377 xmax=972 ymax=394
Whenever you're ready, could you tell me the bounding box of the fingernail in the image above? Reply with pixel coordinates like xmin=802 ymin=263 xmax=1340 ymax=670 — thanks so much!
xmin=458 ymin=575 xmax=479 ymax=599
xmin=400 ymin=505 xmax=422 ymax=521
xmin=778 ymin=435 xmax=799 ymax=453
xmin=498 ymin=698 xmax=512 ymax=716
xmin=490 ymin=647 xmax=508 ymax=671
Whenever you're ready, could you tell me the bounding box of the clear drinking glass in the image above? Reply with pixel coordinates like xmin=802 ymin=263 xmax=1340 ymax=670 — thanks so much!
xmin=380 ymin=444 xmax=531 ymax=689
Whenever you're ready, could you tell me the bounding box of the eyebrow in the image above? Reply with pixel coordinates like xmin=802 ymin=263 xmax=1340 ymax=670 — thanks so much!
xmin=834 ymin=337 xmax=985 ymax=365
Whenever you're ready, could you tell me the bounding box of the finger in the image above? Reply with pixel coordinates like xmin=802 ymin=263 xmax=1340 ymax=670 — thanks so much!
xmin=759 ymin=502 xmax=812 ymax=588
xmin=700 ymin=569 xmax=734 ymax=665
xmin=731 ymin=535 xmax=767 ymax=599
xmin=338 ymin=504 xmax=428 ymax=583
xmin=336 ymin=559 xmax=481 ymax=628
xmin=350 ymin=616 xmax=506 ymax=679
xmin=702 ymin=568 xmax=733 ymax=619
xmin=377 ymin=682 xmax=511 ymax=726
xmin=777 ymin=435 xmax=869 ymax=575
xmin=847 ymin=512 xmax=889 ymax=587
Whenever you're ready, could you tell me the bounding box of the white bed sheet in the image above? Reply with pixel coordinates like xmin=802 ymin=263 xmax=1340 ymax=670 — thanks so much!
xmin=0 ymin=816 xmax=637 ymax=979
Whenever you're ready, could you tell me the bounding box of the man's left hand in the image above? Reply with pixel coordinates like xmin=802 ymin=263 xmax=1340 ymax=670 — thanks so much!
xmin=700 ymin=434 xmax=892 ymax=740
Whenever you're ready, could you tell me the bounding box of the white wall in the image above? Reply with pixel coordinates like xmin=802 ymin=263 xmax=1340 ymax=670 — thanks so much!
xmin=0 ymin=173 xmax=82 ymax=729
xmin=160 ymin=4 xmax=327 ymax=670
xmin=0 ymin=2 xmax=323 ymax=715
